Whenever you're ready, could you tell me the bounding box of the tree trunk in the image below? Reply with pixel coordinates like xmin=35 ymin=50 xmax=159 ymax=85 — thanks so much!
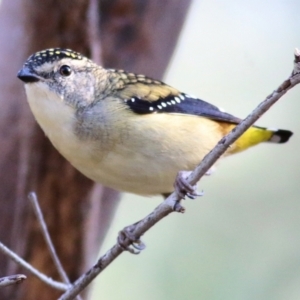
xmin=0 ymin=0 xmax=191 ymax=299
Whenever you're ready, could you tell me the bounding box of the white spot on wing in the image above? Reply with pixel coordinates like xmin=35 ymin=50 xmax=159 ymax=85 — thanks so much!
xmin=186 ymin=94 xmax=197 ymax=99
xmin=218 ymin=107 xmax=226 ymax=112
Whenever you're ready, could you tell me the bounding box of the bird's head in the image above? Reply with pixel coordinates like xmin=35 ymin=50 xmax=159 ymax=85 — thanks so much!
xmin=17 ymin=48 xmax=108 ymax=108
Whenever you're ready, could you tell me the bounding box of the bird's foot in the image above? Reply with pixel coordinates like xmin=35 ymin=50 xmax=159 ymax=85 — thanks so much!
xmin=174 ymin=171 xmax=204 ymax=200
xmin=117 ymin=223 xmax=146 ymax=255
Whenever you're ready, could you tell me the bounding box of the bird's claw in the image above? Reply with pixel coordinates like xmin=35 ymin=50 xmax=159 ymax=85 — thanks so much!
xmin=117 ymin=227 xmax=146 ymax=255
xmin=186 ymin=190 xmax=204 ymax=199
xmin=174 ymin=171 xmax=203 ymax=200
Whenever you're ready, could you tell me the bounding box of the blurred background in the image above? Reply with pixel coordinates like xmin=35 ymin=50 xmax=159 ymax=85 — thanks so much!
xmin=92 ymin=1 xmax=300 ymax=299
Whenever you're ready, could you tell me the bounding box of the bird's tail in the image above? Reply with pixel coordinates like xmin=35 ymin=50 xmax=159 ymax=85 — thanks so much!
xmin=264 ymin=128 xmax=293 ymax=144
xmin=226 ymin=125 xmax=293 ymax=154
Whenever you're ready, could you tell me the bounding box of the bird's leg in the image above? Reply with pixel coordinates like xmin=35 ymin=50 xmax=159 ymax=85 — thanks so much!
xmin=117 ymin=221 xmax=146 ymax=254
xmin=174 ymin=171 xmax=204 ymax=200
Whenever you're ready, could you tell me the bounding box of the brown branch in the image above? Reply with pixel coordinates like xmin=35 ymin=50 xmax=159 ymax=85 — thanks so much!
xmin=58 ymin=50 xmax=300 ymax=300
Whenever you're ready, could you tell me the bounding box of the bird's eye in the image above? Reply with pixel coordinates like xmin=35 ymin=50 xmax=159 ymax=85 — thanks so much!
xmin=59 ymin=65 xmax=72 ymax=76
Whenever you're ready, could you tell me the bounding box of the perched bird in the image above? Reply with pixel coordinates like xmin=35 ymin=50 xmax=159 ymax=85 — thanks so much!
xmin=18 ymin=48 xmax=293 ymax=198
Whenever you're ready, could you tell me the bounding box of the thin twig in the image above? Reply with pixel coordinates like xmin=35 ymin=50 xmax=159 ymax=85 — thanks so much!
xmin=29 ymin=192 xmax=69 ymax=283
xmin=28 ymin=192 xmax=82 ymax=300
xmin=0 ymin=241 xmax=68 ymax=291
xmin=59 ymin=50 xmax=300 ymax=300
xmin=0 ymin=274 xmax=26 ymax=288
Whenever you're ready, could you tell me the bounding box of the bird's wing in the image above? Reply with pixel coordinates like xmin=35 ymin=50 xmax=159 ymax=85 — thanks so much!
xmin=124 ymin=92 xmax=242 ymax=124
xmin=111 ymin=70 xmax=242 ymax=124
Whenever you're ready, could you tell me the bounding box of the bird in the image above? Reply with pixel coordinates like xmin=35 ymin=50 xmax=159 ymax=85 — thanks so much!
xmin=17 ymin=48 xmax=293 ymax=199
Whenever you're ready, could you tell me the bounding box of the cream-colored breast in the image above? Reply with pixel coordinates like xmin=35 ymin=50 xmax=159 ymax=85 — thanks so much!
xmin=25 ymin=82 xmax=93 ymax=163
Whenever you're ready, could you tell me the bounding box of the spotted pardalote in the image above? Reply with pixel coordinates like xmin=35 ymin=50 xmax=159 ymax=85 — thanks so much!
xmin=17 ymin=48 xmax=293 ymax=197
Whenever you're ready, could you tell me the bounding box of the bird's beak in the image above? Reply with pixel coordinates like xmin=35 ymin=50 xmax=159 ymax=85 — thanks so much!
xmin=17 ymin=67 xmax=40 ymax=83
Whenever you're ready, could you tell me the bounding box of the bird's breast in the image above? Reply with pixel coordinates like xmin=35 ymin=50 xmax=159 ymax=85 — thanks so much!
xmin=24 ymin=82 xmax=93 ymax=163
